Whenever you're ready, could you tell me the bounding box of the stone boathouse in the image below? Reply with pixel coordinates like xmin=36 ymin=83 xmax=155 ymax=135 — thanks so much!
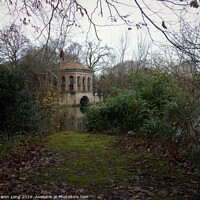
xmin=59 ymin=62 xmax=100 ymax=105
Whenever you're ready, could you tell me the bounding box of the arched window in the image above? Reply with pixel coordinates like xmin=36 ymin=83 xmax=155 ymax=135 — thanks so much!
xmin=87 ymin=77 xmax=91 ymax=91
xmin=69 ymin=76 xmax=74 ymax=91
xmin=61 ymin=76 xmax=66 ymax=85
xmin=82 ymin=77 xmax=86 ymax=91
xmin=61 ymin=76 xmax=66 ymax=91
xmin=77 ymin=76 xmax=81 ymax=91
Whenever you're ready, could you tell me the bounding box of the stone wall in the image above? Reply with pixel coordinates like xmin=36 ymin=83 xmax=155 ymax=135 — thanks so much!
xmin=60 ymin=91 xmax=101 ymax=105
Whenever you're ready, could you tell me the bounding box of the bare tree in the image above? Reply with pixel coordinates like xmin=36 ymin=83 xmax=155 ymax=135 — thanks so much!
xmin=84 ymin=40 xmax=114 ymax=71
xmin=118 ymin=33 xmax=129 ymax=64
xmin=0 ymin=24 xmax=29 ymax=67
xmin=1 ymin=0 xmax=200 ymax=63
xmin=64 ymin=41 xmax=83 ymax=64
xmin=133 ymin=0 xmax=200 ymax=61
xmin=131 ymin=33 xmax=151 ymax=73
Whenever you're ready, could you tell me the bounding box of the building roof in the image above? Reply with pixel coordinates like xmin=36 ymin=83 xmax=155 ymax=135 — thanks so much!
xmin=60 ymin=62 xmax=93 ymax=71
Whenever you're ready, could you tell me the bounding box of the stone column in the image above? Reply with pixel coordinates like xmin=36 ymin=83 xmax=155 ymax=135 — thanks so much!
xmin=74 ymin=74 xmax=77 ymax=91
xmin=91 ymin=75 xmax=93 ymax=91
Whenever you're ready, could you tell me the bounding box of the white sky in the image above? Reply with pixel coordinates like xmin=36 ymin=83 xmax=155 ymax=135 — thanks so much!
xmin=0 ymin=0 xmax=199 ymax=61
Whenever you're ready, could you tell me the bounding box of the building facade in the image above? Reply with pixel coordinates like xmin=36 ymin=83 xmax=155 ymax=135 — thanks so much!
xmin=59 ymin=62 xmax=100 ymax=105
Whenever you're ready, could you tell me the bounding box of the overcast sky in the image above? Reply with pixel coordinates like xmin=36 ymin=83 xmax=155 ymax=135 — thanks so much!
xmin=0 ymin=0 xmax=199 ymax=61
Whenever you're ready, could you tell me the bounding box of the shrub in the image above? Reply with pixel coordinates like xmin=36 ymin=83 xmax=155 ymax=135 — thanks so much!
xmin=86 ymin=71 xmax=198 ymax=140
xmin=0 ymin=65 xmax=39 ymax=139
xmin=86 ymin=90 xmax=147 ymax=132
xmin=38 ymin=90 xmax=59 ymax=132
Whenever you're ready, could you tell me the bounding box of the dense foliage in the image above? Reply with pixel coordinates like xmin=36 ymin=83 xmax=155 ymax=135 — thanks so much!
xmin=86 ymin=71 xmax=200 ymax=142
xmin=0 ymin=65 xmax=39 ymax=139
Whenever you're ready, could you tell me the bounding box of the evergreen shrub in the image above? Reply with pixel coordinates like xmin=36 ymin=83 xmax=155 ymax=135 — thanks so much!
xmin=0 ymin=65 xmax=39 ymax=139
xmin=86 ymin=72 xmax=191 ymax=139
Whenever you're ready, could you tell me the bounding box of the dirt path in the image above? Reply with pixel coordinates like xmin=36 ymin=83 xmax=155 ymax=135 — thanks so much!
xmin=0 ymin=132 xmax=200 ymax=199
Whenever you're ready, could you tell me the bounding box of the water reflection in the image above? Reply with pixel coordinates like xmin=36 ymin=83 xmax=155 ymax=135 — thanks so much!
xmin=60 ymin=106 xmax=86 ymax=131
xmin=80 ymin=105 xmax=87 ymax=113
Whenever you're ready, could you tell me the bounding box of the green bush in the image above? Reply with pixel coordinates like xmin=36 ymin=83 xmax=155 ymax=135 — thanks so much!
xmin=85 ymin=71 xmax=195 ymax=139
xmin=0 ymin=65 xmax=39 ymax=139
xmin=86 ymin=90 xmax=147 ymax=132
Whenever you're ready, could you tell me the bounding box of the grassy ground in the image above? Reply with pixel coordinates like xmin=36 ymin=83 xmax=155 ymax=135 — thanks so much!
xmin=28 ymin=131 xmax=199 ymax=199
xmin=33 ymin=132 xmax=132 ymax=191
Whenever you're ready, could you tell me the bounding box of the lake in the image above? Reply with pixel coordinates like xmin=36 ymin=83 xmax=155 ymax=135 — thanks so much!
xmin=59 ymin=106 xmax=86 ymax=131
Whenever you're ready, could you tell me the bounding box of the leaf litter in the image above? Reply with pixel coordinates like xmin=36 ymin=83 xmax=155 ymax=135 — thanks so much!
xmin=0 ymin=132 xmax=199 ymax=199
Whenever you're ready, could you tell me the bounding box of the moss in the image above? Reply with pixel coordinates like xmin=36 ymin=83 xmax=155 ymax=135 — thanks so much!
xmin=33 ymin=132 xmax=134 ymax=192
xmin=30 ymin=131 xmax=199 ymax=195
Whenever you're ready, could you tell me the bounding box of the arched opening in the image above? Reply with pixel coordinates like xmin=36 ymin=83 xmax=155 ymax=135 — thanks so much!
xmin=77 ymin=76 xmax=81 ymax=91
xmin=87 ymin=77 xmax=91 ymax=91
xmin=80 ymin=96 xmax=89 ymax=106
xmin=62 ymin=76 xmax=66 ymax=84
xmin=61 ymin=76 xmax=66 ymax=91
xmin=69 ymin=76 xmax=74 ymax=91
xmin=82 ymin=77 xmax=86 ymax=91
